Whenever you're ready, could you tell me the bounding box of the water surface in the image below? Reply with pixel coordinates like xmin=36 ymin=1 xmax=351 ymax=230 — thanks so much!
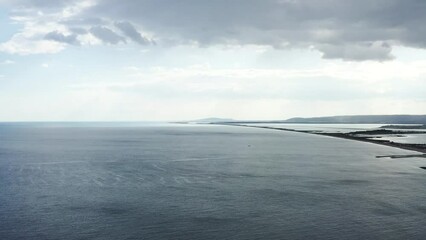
xmin=1 ymin=123 xmax=426 ymax=239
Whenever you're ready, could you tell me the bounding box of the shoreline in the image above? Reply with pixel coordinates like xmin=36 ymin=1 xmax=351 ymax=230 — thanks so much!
xmin=220 ymin=124 xmax=426 ymax=155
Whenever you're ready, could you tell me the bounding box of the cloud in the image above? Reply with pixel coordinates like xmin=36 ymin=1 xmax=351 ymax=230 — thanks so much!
xmin=89 ymin=26 xmax=125 ymax=44
xmin=44 ymin=31 xmax=80 ymax=45
xmin=115 ymin=21 xmax=153 ymax=45
xmin=0 ymin=0 xmax=80 ymax=10
xmin=69 ymin=27 xmax=88 ymax=34
xmin=0 ymin=0 xmax=92 ymax=54
xmin=2 ymin=0 xmax=426 ymax=60
xmin=72 ymin=60 xmax=425 ymax=102
xmin=0 ymin=35 xmax=65 ymax=55
xmin=319 ymin=42 xmax=395 ymax=61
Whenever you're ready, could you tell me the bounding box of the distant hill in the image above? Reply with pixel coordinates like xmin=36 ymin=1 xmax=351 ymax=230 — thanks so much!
xmin=177 ymin=115 xmax=426 ymax=124
xmin=283 ymin=115 xmax=426 ymax=124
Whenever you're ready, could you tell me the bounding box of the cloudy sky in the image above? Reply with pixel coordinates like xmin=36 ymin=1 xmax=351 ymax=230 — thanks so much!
xmin=0 ymin=0 xmax=425 ymax=121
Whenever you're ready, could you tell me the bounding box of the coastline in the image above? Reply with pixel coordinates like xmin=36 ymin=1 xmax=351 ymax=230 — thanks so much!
xmin=220 ymin=124 xmax=426 ymax=155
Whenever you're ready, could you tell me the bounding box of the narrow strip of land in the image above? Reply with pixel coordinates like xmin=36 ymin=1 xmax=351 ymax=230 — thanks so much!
xmin=220 ymin=124 xmax=426 ymax=155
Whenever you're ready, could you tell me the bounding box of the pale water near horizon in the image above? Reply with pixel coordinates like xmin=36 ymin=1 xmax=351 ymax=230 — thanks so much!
xmin=1 ymin=123 xmax=426 ymax=239
xmin=374 ymin=134 xmax=426 ymax=144
xmin=246 ymin=123 xmax=385 ymax=133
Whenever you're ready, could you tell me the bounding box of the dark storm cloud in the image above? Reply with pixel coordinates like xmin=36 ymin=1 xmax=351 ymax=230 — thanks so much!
xmin=7 ymin=0 xmax=426 ymax=60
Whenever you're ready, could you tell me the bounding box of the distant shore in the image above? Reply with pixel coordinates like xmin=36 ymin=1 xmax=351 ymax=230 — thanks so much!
xmin=220 ymin=124 xmax=426 ymax=155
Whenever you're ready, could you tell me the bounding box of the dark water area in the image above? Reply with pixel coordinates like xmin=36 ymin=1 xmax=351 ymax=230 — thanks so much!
xmin=1 ymin=123 xmax=426 ymax=239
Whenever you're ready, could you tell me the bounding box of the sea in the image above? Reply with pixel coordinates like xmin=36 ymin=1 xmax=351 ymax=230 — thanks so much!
xmin=1 ymin=123 xmax=426 ymax=239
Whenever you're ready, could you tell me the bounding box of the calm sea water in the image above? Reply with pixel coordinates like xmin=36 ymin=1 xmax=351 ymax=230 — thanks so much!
xmin=1 ymin=123 xmax=426 ymax=239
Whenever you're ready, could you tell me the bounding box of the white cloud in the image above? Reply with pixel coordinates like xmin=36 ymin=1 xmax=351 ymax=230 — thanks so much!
xmin=0 ymin=0 xmax=94 ymax=54
xmin=67 ymin=58 xmax=426 ymax=105
xmin=122 ymin=59 xmax=426 ymax=84
xmin=0 ymin=35 xmax=65 ymax=55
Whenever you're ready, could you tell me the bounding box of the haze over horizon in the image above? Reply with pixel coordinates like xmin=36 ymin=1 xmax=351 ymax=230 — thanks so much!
xmin=1 ymin=0 xmax=426 ymax=121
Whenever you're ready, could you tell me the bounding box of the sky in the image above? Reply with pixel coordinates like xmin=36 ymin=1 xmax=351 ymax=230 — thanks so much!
xmin=0 ymin=0 xmax=425 ymax=121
